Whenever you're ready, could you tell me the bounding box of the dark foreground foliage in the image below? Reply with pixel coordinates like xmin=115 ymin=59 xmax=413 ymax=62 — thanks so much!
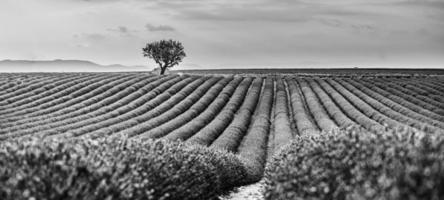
xmin=0 ymin=136 xmax=248 ymax=200
xmin=264 ymin=129 xmax=444 ymax=200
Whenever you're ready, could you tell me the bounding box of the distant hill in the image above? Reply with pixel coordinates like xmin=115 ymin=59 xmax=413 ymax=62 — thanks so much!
xmin=0 ymin=59 xmax=148 ymax=72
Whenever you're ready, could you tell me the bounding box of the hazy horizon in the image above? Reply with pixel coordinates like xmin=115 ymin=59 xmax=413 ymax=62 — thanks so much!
xmin=1 ymin=0 xmax=444 ymax=70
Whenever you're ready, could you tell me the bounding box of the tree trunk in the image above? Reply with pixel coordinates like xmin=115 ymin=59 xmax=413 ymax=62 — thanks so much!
xmin=160 ymin=67 xmax=166 ymax=75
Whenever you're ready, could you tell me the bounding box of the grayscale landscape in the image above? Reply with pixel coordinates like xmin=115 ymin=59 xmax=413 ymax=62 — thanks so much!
xmin=1 ymin=0 xmax=443 ymax=200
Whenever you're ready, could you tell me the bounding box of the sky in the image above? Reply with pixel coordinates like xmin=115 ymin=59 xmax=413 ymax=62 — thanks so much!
xmin=0 ymin=0 xmax=443 ymax=69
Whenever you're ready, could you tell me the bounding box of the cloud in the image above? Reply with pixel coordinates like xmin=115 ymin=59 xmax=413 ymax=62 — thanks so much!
xmin=73 ymin=33 xmax=107 ymax=41
xmin=396 ymin=0 xmax=444 ymax=8
xmin=108 ymin=26 xmax=132 ymax=34
xmin=178 ymin=8 xmax=312 ymax=22
xmin=73 ymin=0 xmax=124 ymax=2
xmin=117 ymin=26 xmax=128 ymax=33
xmin=318 ymin=18 xmax=376 ymax=33
xmin=163 ymin=0 xmax=380 ymax=24
xmin=106 ymin=26 xmax=143 ymax=38
xmin=86 ymin=33 xmax=106 ymax=40
xmin=72 ymin=33 xmax=107 ymax=48
xmin=145 ymin=23 xmax=175 ymax=32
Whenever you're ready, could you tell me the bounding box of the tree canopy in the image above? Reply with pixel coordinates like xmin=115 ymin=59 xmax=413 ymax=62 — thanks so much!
xmin=143 ymin=39 xmax=186 ymax=75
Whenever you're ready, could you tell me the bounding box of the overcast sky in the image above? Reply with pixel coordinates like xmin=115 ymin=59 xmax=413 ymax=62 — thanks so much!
xmin=0 ymin=0 xmax=443 ymax=69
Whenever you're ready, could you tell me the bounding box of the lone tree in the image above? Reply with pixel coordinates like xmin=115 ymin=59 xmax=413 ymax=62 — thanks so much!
xmin=143 ymin=39 xmax=186 ymax=75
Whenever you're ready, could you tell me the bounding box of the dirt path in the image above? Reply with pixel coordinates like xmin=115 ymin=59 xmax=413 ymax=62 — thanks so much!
xmin=220 ymin=180 xmax=265 ymax=200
